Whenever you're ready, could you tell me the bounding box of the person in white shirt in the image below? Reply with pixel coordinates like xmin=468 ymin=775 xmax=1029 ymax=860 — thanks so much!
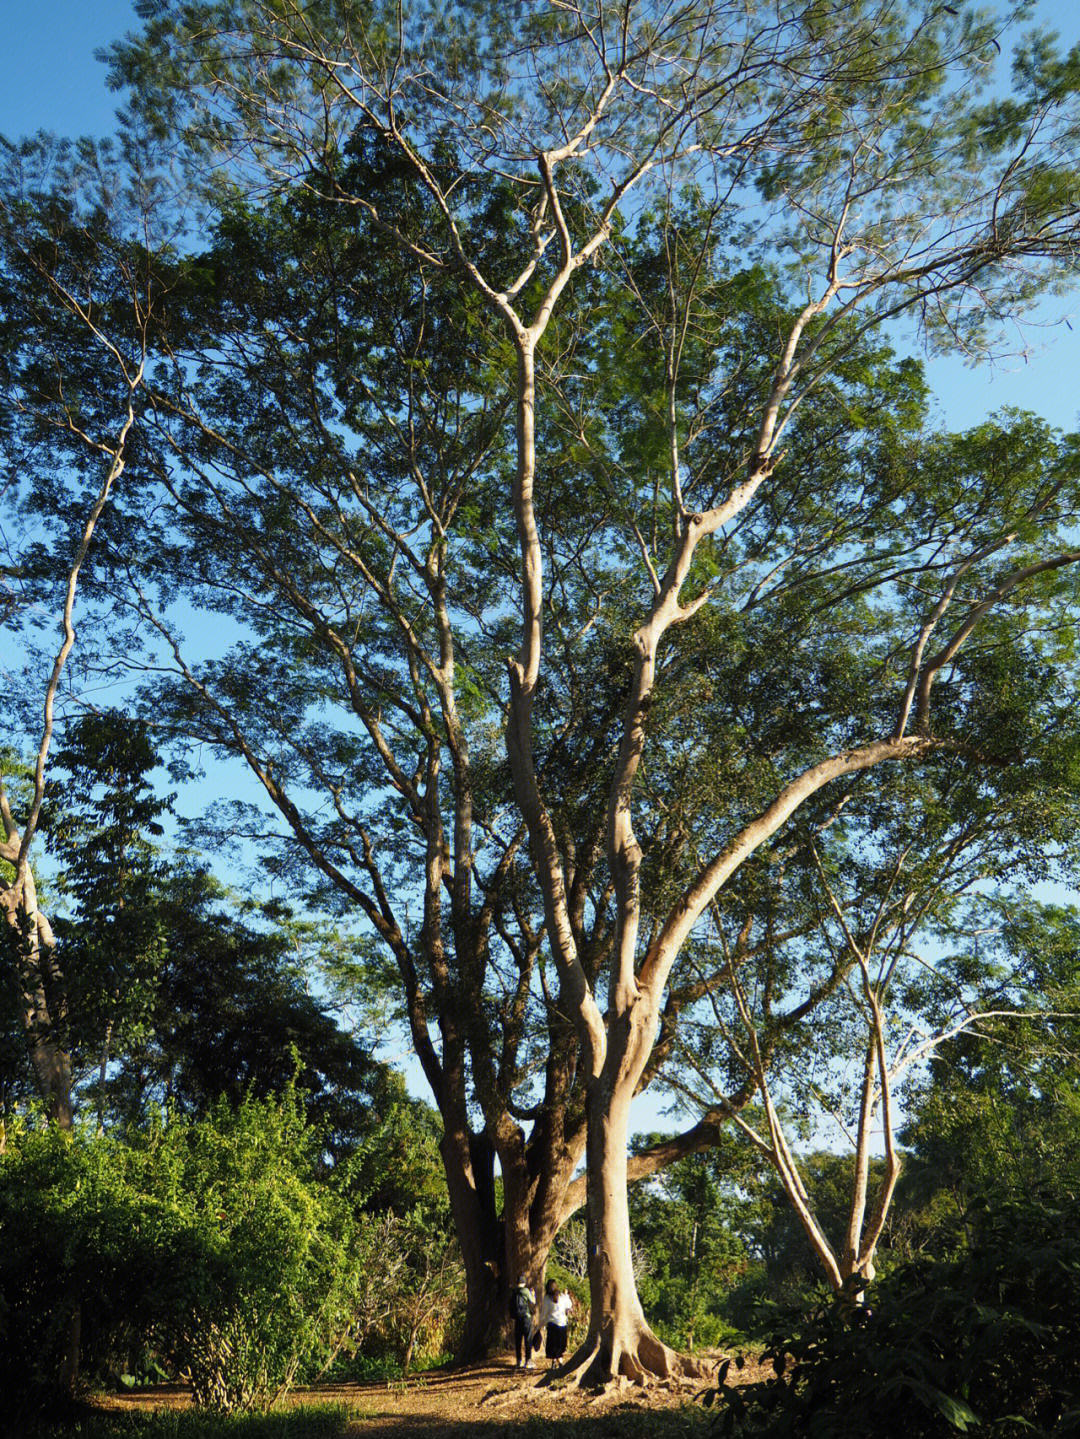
xmin=539 ymin=1279 xmax=574 ymax=1367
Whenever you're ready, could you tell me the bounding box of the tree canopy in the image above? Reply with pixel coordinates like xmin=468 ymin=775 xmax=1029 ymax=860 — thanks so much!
xmin=6 ymin=0 xmax=1080 ymax=1388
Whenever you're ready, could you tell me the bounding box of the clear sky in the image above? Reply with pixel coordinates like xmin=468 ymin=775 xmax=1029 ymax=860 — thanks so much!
xmin=0 ymin=1 xmax=138 ymax=140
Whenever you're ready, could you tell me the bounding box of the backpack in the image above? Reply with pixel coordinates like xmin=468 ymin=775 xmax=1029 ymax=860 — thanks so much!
xmin=511 ymin=1287 xmax=532 ymax=1322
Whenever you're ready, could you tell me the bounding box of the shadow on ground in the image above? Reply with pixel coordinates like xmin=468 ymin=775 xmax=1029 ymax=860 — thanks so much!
xmin=30 ymin=1358 xmax=717 ymax=1439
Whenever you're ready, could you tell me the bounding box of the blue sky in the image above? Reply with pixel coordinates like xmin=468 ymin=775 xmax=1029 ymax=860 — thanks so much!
xmin=0 ymin=1 xmax=138 ymax=140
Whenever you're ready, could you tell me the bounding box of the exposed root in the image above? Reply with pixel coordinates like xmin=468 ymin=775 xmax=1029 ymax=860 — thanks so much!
xmin=636 ymin=1328 xmax=717 ymax=1384
xmin=544 ymin=1326 xmax=717 ymax=1392
xmin=545 ymin=1334 xmax=604 ymax=1391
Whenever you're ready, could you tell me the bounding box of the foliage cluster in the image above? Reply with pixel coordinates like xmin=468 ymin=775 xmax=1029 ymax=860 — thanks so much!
xmin=0 ymin=1087 xmax=458 ymax=1419
xmin=707 ymin=1198 xmax=1080 ymax=1437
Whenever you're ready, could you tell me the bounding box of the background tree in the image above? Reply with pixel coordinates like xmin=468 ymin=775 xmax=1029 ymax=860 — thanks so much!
xmin=106 ymin=864 xmax=390 ymax=1156
xmin=627 ymin=1137 xmax=763 ymax=1352
xmin=899 ymin=898 xmax=1080 ymax=1241
xmin=0 ymin=132 xmax=173 ymax=1134
xmin=41 ymin=713 xmax=169 ymax=1130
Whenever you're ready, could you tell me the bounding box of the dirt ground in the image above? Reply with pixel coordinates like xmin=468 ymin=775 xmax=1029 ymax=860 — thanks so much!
xmin=93 ymin=1351 xmax=771 ymax=1436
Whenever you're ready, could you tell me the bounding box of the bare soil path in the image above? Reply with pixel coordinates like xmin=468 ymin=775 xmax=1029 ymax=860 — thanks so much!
xmin=92 ymin=1353 xmax=759 ymax=1437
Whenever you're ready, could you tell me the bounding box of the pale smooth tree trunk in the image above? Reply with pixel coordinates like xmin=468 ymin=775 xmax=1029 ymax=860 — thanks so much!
xmin=582 ymin=1077 xmax=675 ymax=1382
xmin=564 ymin=1001 xmax=715 ymax=1386
xmin=0 ymin=860 xmax=74 ymax=1131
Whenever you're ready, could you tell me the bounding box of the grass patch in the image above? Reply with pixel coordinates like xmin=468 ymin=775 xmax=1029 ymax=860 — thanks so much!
xmin=26 ymin=1403 xmax=362 ymax=1439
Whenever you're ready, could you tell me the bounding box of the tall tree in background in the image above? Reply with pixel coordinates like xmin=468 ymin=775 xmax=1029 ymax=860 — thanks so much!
xmin=113 ymin=864 xmax=391 ymax=1154
xmin=901 ymin=897 xmax=1080 ymax=1223
xmin=42 ymin=713 xmax=169 ymax=1130
xmin=0 ymin=136 xmax=171 ymax=1134
xmin=25 ymin=712 xmax=387 ymax=1149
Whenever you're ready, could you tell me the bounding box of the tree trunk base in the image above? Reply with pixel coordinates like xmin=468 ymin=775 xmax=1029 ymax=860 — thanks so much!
xmin=549 ymin=1324 xmax=716 ymax=1391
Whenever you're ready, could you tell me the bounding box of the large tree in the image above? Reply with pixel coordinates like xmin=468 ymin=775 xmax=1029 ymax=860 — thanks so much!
xmin=9 ymin=0 xmax=1080 ymax=1384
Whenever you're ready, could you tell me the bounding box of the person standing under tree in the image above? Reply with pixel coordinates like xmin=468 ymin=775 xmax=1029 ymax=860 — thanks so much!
xmin=539 ymin=1279 xmax=574 ymax=1368
xmin=510 ymin=1278 xmax=537 ymax=1369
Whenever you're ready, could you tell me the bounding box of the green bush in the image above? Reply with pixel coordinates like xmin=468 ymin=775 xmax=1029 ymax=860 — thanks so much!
xmin=146 ymin=1090 xmax=368 ymax=1410
xmin=0 ymin=1091 xmax=372 ymax=1417
xmin=705 ymin=1198 xmax=1080 ymax=1437
xmin=314 ymin=1207 xmax=464 ymax=1376
xmin=0 ymin=1115 xmax=180 ymax=1424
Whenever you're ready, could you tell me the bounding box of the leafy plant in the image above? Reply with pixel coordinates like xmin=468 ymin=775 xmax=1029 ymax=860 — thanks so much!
xmin=704 ymin=1198 xmax=1080 ymax=1437
xmin=0 ymin=1091 xmax=377 ymax=1416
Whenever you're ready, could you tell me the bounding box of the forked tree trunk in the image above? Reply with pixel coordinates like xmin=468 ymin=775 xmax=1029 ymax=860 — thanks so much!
xmin=453 ymin=1226 xmax=503 ymax=1361
xmin=443 ymin=1121 xmax=563 ymax=1360
xmin=441 ymin=1126 xmax=504 ymax=1361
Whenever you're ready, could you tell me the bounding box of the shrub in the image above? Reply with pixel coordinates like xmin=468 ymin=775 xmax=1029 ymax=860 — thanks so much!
xmin=321 ymin=1207 xmax=464 ymax=1375
xmin=705 ymin=1198 xmax=1080 ymax=1437
xmin=146 ymin=1090 xmax=367 ymax=1410
xmin=0 ymin=1091 xmax=373 ymax=1416
xmin=0 ymin=1116 xmax=179 ymax=1423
